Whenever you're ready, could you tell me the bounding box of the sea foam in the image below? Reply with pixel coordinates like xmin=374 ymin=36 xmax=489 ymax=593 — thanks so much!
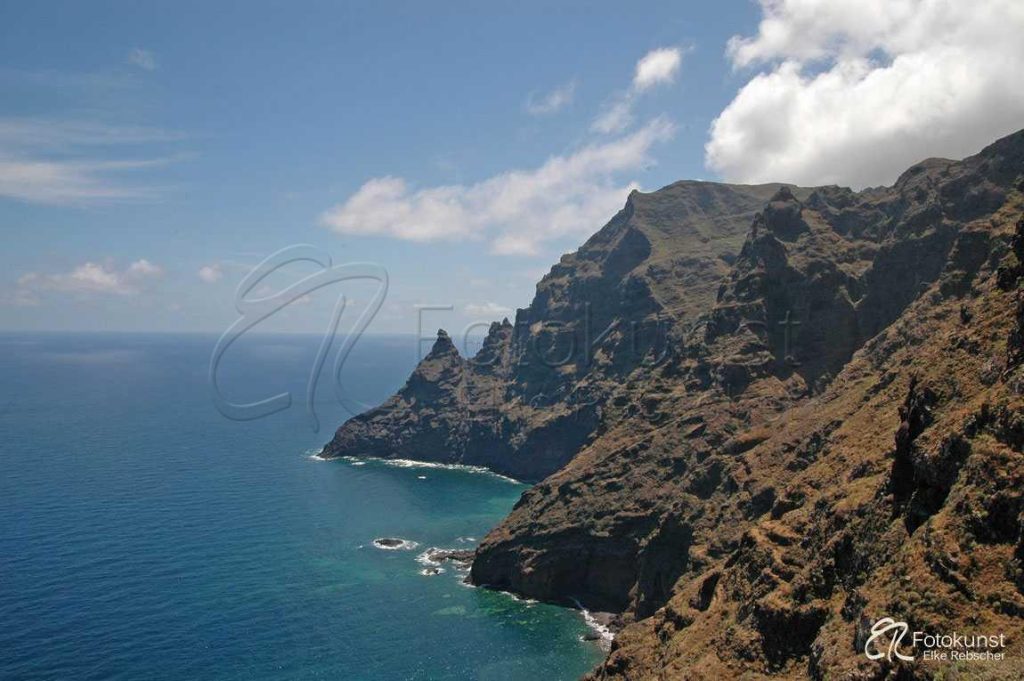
xmin=333 ymin=455 xmax=521 ymax=483
xmin=570 ymin=598 xmax=616 ymax=649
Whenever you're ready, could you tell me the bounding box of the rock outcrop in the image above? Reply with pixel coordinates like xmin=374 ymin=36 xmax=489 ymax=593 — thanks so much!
xmin=324 ymin=129 xmax=1024 ymax=678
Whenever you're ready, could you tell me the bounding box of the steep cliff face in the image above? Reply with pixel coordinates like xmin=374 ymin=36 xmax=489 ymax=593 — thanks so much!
xmin=587 ymin=222 xmax=1024 ymax=680
xmin=322 ymin=329 xmax=473 ymax=463
xmin=325 ymin=129 xmax=1024 ymax=678
xmin=322 ymin=181 xmax=803 ymax=481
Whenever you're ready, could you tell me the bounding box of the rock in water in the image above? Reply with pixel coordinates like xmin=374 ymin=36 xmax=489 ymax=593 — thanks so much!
xmin=372 ymin=537 xmax=418 ymax=550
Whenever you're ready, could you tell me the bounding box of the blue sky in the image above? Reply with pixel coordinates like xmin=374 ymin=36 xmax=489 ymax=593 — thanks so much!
xmin=2 ymin=0 xmax=1022 ymax=338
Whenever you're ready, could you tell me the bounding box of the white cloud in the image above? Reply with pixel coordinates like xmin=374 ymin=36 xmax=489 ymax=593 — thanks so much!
xmin=127 ymin=259 xmax=161 ymax=277
xmin=321 ymin=117 xmax=674 ymax=255
xmin=633 ymin=48 xmax=683 ymax=91
xmin=593 ymin=47 xmax=686 ymax=134
xmin=0 ymin=118 xmax=183 ymax=204
xmin=526 ymin=80 xmax=576 ymax=116
xmin=0 ymin=158 xmax=167 ymax=204
xmin=197 ymin=264 xmax=223 ymax=283
xmin=706 ymin=0 xmax=1024 ymax=188
xmin=10 ymin=259 xmax=163 ymax=303
xmin=128 ymin=48 xmax=157 ymax=71
xmin=592 ymin=99 xmax=635 ymax=136
xmin=465 ymin=302 xmax=513 ymax=317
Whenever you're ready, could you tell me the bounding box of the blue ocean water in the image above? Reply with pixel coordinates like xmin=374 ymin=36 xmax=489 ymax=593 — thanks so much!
xmin=0 ymin=332 xmax=603 ymax=680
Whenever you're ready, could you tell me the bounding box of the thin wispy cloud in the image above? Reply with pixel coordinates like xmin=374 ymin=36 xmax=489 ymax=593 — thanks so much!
xmin=0 ymin=54 xmax=183 ymax=206
xmin=591 ymin=99 xmax=635 ymax=137
xmin=525 ymin=80 xmax=576 ymax=116
xmin=706 ymin=0 xmax=1024 ymax=188
xmin=9 ymin=259 xmax=163 ymax=305
xmin=128 ymin=48 xmax=157 ymax=71
xmin=465 ymin=302 xmax=513 ymax=317
xmin=593 ymin=47 xmax=685 ymax=134
xmin=0 ymin=118 xmax=184 ymax=150
xmin=0 ymin=117 xmax=185 ymax=205
xmin=321 ymin=117 xmax=674 ymax=256
xmin=0 ymin=156 xmax=174 ymax=204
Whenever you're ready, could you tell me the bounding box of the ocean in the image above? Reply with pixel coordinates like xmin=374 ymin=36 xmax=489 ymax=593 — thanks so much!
xmin=0 ymin=332 xmax=604 ymax=680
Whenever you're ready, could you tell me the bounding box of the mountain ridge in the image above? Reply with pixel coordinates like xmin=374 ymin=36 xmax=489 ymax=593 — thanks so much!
xmin=322 ymin=180 xmax=804 ymax=481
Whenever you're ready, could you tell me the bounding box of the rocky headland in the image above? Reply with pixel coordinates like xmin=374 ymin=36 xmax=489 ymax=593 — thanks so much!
xmin=323 ymin=129 xmax=1024 ymax=679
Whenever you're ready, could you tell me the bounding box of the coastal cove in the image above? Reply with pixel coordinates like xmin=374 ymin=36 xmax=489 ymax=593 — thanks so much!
xmin=0 ymin=332 xmax=605 ymax=680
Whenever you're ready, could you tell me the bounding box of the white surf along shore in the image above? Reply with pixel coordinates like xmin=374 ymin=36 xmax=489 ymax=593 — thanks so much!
xmin=307 ymin=450 xmax=522 ymax=484
xmin=308 ymin=449 xmax=615 ymax=647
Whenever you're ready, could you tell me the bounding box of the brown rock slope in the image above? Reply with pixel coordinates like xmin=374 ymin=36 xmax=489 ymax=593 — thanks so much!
xmin=326 ymin=129 xmax=1024 ymax=678
xmin=586 ymin=207 xmax=1024 ymax=678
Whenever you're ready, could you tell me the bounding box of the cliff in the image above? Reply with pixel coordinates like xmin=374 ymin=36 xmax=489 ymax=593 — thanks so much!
xmin=324 ymin=129 xmax=1024 ymax=678
xmin=322 ymin=180 xmax=806 ymax=481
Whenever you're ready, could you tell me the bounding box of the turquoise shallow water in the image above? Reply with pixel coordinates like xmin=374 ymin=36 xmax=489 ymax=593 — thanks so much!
xmin=0 ymin=332 xmax=603 ymax=680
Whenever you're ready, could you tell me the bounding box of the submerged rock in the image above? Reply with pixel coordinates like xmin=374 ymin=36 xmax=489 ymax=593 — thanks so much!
xmin=419 ymin=548 xmax=474 ymax=567
xmin=372 ymin=537 xmax=418 ymax=551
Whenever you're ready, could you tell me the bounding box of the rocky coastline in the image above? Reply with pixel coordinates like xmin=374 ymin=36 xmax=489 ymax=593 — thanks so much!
xmin=325 ymin=130 xmax=1024 ymax=679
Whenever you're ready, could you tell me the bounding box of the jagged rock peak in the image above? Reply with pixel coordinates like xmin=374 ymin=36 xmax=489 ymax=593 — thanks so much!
xmin=769 ymin=185 xmax=798 ymax=203
xmin=487 ymin=318 xmax=514 ymax=334
xmin=427 ymin=328 xmax=459 ymax=358
xmin=763 ymin=186 xmax=808 ymax=240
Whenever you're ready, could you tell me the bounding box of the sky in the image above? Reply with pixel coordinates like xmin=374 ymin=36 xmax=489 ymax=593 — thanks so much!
xmin=2 ymin=0 xmax=1023 ymax=339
